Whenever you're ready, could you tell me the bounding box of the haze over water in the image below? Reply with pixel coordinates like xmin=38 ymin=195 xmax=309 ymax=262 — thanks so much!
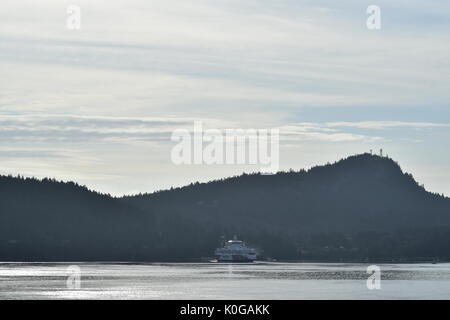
xmin=1 ymin=262 xmax=449 ymax=300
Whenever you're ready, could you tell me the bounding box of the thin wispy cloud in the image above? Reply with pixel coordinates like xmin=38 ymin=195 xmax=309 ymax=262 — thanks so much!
xmin=301 ymin=121 xmax=450 ymax=130
xmin=0 ymin=115 xmax=387 ymax=143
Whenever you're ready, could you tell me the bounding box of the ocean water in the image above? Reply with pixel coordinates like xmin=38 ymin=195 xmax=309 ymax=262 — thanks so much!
xmin=1 ymin=262 xmax=449 ymax=300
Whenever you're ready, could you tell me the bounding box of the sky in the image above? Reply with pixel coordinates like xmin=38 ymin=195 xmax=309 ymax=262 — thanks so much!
xmin=1 ymin=0 xmax=449 ymax=196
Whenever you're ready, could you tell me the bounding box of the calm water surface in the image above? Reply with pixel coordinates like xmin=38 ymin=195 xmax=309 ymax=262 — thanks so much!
xmin=1 ymin=262 xmax=449 ymax=299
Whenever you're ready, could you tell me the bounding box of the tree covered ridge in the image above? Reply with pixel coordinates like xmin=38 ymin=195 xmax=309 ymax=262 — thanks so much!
xmin=1 ymin=153 xmax=450 ymax=262
xmin=126 ymin=153 xmax=447 ymax=199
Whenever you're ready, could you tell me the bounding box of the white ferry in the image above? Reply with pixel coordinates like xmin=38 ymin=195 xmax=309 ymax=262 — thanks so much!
xmin=214 ymin=239 xmax=257 ymax=262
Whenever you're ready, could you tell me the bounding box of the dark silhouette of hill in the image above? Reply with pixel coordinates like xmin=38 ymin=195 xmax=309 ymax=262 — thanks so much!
xmin=0 ymin=176 xmax=155 ymax=261
xmin=1 ymin=153 xmax=450 ymax=261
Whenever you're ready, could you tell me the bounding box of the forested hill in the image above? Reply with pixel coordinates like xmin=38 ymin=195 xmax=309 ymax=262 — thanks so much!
xmin=0 ymin=175 xmax=153 ymax=260
xmin=125 ymin=153 xmax=450 ymax=234
xmin=1 ymin=153 xmax=450 ymax=261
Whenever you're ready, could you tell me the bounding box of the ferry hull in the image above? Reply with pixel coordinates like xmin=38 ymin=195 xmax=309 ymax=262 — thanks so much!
xmin=217 ymin=258 xmax=255 ymax=263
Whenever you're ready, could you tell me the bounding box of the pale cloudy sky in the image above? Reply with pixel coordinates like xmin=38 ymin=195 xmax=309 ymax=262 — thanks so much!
xmin=1 ymin=0 xmax=449 ymax=196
